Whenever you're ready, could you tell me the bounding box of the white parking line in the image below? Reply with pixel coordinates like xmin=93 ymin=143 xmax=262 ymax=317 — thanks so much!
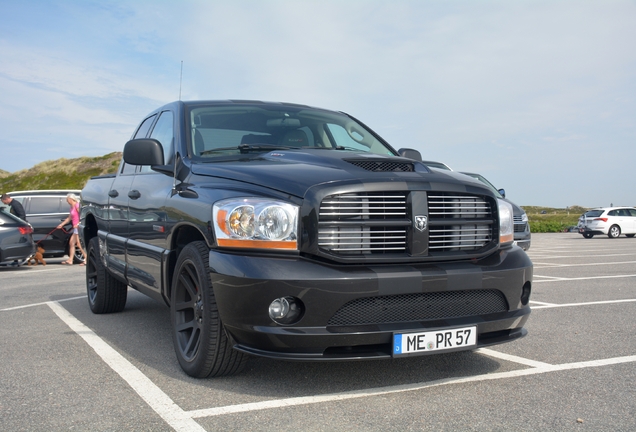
xmin=529 ymin=300 xmax=557 ymax=306
xmin=0 ymin=295 xmax=86 ymax=312
xmin=186 ymin=355 xmax=636 ymax=419
xmin=531 ymin=298 xmax=636 ymax=309
xmin=533 ymin=274 xmax=636 ymax=282
xmin=476 ymin=348 xmax=553 ymax=368
xmin=533 ymin=260 xmax=636 ymax=268
xmin=40 ymin=298 xmax=636 ymax=427
xmin=528 ymin=253 xmax=636 ymax=259
xmin=47 ymin=301 xmax=206 ymax=432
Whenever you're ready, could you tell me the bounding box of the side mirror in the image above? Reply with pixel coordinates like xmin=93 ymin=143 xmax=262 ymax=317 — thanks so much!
xmin=498 ymin=188 xmax=506 ymax=199
xmin=123 ymin=139 xmax=164 ymax=166
xmin=398 ymin=148 xmax=422 ymax=161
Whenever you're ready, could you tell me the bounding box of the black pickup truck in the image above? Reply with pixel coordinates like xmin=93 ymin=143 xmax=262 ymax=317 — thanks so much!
xmin=80 ymin=100 xmax=532 ymax=378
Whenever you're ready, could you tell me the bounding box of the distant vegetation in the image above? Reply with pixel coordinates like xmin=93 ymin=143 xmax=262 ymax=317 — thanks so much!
xmin=0 ymin=155 xmax=624 ymax=234
xmin=523 ymin=205 xmax=587 ymax=233
xmin=0 ymin=152 xmax=121 ymax=192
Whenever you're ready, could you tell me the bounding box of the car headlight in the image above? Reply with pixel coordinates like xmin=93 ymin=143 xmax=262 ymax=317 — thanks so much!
xmin=213 ymin=198 xmax=298 ymax=250
xmin=498 ymin=199 xmax=514 ymax=245
xmin=521 ymin=212 xmax=528 ymax=223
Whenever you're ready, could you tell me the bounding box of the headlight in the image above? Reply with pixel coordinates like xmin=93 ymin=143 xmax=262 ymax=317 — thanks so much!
xmin=521 ymin=212 xmax=528 ymax=223
xmin=213 ymin=198 xmax=298 ymax=250
xmin=498 ymin=199 xmax=514 ymax=245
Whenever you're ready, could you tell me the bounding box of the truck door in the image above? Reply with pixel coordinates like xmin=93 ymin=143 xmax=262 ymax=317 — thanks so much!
xmin=105 ymin=163 xmax=135 ymax=280
xmin=126 ymin=110 xmax=174 ymax=301
xmin=106 ymin=113 xmax=157 ymax=281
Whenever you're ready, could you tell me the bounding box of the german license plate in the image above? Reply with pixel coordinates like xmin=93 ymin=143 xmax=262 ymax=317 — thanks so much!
xmin=393 ymin=326 xmax=476 ymax=356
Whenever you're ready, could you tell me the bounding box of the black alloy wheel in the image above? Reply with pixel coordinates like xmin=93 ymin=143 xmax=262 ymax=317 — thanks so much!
xmin=582 ymin=233 xmax=594 ymax=239
xmin=170 ymin=241 xmax=247 ymax=378
xmin=86 ymin=236 xmax=127 ymax=314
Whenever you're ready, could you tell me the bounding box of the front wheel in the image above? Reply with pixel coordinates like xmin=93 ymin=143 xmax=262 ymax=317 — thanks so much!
xmin=86 ymin=236 xmax=127 ymax=313
xmin=608 ymin=225 xmax=621 ymax=238
xmin=170 ymin=241 xmax=247 ymax=378
xmin=626 ymin=234 xmax=635 ymax=238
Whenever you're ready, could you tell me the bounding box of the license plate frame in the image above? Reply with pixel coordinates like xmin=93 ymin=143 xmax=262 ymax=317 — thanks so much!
xmin=393 ymin=326 xmax=477 ymax=357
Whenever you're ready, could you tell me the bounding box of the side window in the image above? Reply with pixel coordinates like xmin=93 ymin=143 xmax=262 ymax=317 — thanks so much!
xmin=134 ymin=115 xmax=157 ymax=139
xmin=149 ymin=111 xmax=174 ymax=165
xmin=608 ymin=210 xmax=617 ymax=217
xmin=28 ymin=197 xmax=63 ymax=215
xmin=121 ymin=114 xmax=158 ymax=174
xmin=628 ymin=209 xmax=636 ymax=217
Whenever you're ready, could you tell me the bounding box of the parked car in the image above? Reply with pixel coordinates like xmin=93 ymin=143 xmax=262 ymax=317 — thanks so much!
xmin=578 ymin=207 xmax=636 ymax=238
xmin=459 ymin=172 xmax=531 ymax=251
xmin=4 ymin=190 xmax=84 ymax=263
xmin=0 ymin=210 xmax=35 ymax=265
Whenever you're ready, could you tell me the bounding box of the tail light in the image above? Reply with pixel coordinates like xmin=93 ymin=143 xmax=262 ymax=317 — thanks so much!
xmin=18 ymin=226 xmax=33 ymax=235
xmin=593 ymin=218 xmax=608 ymax=222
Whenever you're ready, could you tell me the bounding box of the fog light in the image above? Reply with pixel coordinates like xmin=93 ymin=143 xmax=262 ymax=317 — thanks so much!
xmin=521 ymin=281 xmax=531 ymax=305
xmin=268 ymin=297 xmax=303 ymax=325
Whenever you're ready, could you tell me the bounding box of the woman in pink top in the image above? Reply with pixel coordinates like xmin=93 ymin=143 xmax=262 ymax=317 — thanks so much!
xmin=58 ymin=193 xmax=86 ymax=265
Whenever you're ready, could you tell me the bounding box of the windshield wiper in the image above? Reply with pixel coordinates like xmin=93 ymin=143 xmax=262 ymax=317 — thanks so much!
xmin=200 ymin=144 xmax=293 ymax=155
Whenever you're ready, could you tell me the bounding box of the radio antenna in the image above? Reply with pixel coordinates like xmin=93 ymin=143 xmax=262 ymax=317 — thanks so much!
xmin=179 ymin=61 xmax=183 ymax=100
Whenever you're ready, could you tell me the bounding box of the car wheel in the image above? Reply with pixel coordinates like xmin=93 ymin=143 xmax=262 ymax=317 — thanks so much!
xmin=582 ymin=233 xmax=594 ymax=239
xmin=73 ymin=240 xmax=86 ymax=264
xmin=626 ymin=234 xmax=635 ymax=238
xmin=86 ymin=236 xmax=127 ymax=313
xmin=608 ymin=225 xmax=621 ymax=238
xmin=171 ymin=241 xmax=247 ymax=378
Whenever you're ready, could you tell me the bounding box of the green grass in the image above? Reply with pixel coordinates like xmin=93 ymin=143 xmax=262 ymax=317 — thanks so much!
xmin=523 ymin=206 xmax=584 ymax=233
xmin=0 ymin=152 xmax=121 ymax=192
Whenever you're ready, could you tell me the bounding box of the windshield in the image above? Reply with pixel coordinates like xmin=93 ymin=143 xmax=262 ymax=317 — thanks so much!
xmin=187 ymin=104 xmax=397 ymax=159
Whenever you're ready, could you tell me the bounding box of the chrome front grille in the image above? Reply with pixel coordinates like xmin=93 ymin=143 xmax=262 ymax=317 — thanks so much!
xmin=317 ymin=191 xmax=495 ymax=258
xmin=428 ymin=194 xmax=493 ymax=251
xmin=318 ymin=192 xmax=407 ymax=254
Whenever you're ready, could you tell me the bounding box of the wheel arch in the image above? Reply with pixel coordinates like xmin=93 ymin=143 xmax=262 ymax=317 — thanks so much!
xmin=165 ymin=223 xmax=212 ymax=303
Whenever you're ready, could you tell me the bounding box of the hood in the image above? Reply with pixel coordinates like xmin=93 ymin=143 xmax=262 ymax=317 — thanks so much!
xmin=190 ymin=149 xmax=493 ymax=198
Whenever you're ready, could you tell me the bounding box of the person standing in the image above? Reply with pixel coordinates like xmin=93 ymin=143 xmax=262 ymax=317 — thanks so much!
xmin=1 ymin=193 xmax=27 ymax=221
xmin=57 ymin=193 xmax=86 ymax=265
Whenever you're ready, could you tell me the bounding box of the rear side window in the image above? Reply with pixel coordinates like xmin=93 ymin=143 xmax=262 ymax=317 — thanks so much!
xmin=585 ymin=210 xmax=603 ymax=218
xmin=28 ymin=197 xmax=63 ymax=214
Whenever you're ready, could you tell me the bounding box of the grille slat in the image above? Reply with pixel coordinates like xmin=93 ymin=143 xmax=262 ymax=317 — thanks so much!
xmin=327 ymin=290 xmax=508 ymax=326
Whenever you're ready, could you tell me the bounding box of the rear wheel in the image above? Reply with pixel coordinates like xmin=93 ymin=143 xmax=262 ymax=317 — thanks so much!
xmin=582 ymin=233 xmax=594 ymax=238
xmin=608 ymin=225 xmax=621 ymax=238
xmin=86 ymin=236 xmax=127 ymax=313
xmin=170 ymin=241 xmax=247 ymax=378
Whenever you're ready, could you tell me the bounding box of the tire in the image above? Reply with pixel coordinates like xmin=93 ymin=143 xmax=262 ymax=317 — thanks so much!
xmin=86 ymin=236 xmax=127 ymax=313
xmin=73 ymin=239 xmax=86 ymax=264
xmin=582 ymin=233 xmax=594 ymax=239
xmin=170 ymin=241 xmax=247 ymax=378
xmin=626 ymin=234 xmax=635 ymax=238
xmin=608 ymin=225 xmax=621 ymax=238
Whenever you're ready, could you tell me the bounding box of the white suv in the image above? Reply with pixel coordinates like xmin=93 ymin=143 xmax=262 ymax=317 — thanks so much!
xmin=578 ymin=207 xmax=636 ymax=239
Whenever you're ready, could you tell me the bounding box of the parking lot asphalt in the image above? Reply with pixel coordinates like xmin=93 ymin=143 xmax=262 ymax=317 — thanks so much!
xmin=1 ymin=233 xmax=635 ymax=431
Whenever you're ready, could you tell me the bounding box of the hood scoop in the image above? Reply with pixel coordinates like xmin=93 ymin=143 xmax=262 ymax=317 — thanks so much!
xmin=345 ymin=159 xmax=414 ymax=172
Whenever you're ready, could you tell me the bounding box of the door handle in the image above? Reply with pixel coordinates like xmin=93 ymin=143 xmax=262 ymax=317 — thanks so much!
xmin=108 ymin=190 xmax=119 ymax=198
xmin=128 ymin=190 xmax=141 ymax=200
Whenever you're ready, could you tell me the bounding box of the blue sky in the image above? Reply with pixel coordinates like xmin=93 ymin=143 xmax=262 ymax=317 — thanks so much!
xmin=1 ymin=0 xmax=634 ymax=208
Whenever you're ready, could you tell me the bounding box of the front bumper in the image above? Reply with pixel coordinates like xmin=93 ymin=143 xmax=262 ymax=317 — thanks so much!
xmin=210 ymin=246 xmax=533 ymax=361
